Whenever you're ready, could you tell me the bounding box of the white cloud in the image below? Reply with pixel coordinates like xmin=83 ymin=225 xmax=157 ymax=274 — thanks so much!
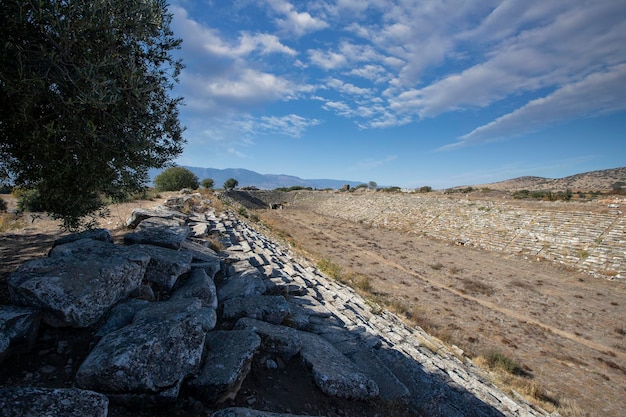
xmin=442 ymin=64 xmax=626 ymax=150
xmin=324 ymin=77 xmax=371 ymax=95
xmin=267 ymin=0 xmax=328 ymax=36
xmin=257 ymin=114 xmax=322 ymax=138
xmin=308 ymin=49 xmax=349 ymax=70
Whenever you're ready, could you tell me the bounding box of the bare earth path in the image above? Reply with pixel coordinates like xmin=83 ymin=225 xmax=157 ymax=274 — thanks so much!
xmin=258 ymin=208 xmax=626 ymax=417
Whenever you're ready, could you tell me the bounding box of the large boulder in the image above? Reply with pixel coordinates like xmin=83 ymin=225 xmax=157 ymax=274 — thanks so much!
xmin=170 ymin=267 xmax=218 ymax=309
xmin=124 ymin=217 xmax=191 ymax=249
xmin=187 ymin=330 xmax=261 ymax=404
xmin=125 ymin=207 xmax=187 ymax=229
xmin=222 ymin=295 xmax=290 ymax=325
xmin=75 ymin=298 xmax=215 ymax=404
xmin=131 ymin=244 xmax=192 ymax=290
xmin=0 ymin=387 xmax=109 ymax=417
xmin=298 ymin=331 xmax=379 ymax=400
xmin=0 ymin=305 xmax=41 ymax=363
xmin=8 ymin=239 xmax=150 ymax=327
xmin=217 ymin=267 xmax=267 ymax=303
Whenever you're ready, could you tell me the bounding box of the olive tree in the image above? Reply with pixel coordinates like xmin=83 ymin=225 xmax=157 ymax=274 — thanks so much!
xmin=201 ymin=178 xmax=214 ymax=189
xmin=154 ymin=167 xmax=199 ymax=191
xmin=223 ymin=178 xmax=238 ymax=190
xmin=0 ymin=0 xmax=185 ymax=229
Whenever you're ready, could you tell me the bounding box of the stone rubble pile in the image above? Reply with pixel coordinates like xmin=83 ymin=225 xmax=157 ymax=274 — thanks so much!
xmin=1 ymin=193 xmax=548 ymax=416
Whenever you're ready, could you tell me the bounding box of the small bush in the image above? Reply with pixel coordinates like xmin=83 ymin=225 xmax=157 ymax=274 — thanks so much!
xmin=317 ymin=258 xmax=342 ymax=279
xmin=484 ymin=350 xmax=527 ymax=376
xmin=0 ymin=197 xmax=7 ymax=212
xmin=237 ymin=207 xmax=249 ymax=218
xmin=154 ymin=167 xmax=199 ymax=191
xmin=14 ymin=188 xmax=46 ymax=212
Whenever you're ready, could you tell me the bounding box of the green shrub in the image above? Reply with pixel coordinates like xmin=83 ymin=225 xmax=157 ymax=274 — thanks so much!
xmin=317 ymin=258 xmax=342 ymax=279
xmin=154 ymin=167 xmax=199 ymax=191
xmin=14 ymin=188 xmax=46 ymax=212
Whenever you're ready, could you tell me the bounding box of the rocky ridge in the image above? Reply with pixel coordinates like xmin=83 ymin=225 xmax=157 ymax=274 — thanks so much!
xmin=1 ymin=193 xmax=548 ymax=416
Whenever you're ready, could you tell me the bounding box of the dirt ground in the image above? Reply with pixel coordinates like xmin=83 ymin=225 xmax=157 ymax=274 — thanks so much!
xmin=256 ymin=207 xmax=626 ymax=417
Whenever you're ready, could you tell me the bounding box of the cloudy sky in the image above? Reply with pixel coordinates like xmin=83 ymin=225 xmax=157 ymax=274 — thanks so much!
xmin=169 ymin=0 xmax=626 ymax=189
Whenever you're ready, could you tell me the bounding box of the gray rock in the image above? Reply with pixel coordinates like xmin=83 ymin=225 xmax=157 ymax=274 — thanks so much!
xmin=0 ymin=334 xmax=9 ymax=364
xmin=52 ymin=228 xmax=112 ymax=248
xmin=211 ymin=408 xmax=323 ymax=417
xmin=76 ymin=298 xmax=214 ymax=403
xmin=9 ymin=240 xmax=149 ymax=327
xmin=180 ymin=239 xmax=221 ymax=278
xmin=187 ymin=330 xmax=261 ymax=403
xmin=217 ymin=268 xmax=267 ymax=303
xmin=298 ymin=331 xmax=379 ymax=400
xmin=0 ymin=305 xmax=41 ymax=353
xmin=234 ymin=317 xmax=302 ymax=361
xmin=132 ymin=244 xmax=193 ymax=290
xmin=0 ymin=387 xmax=109 ymax=417
xmin=222 ymin=295 xmax=290 ymax=325
xmin=94 ymin=298 xmax=150 ymax=339
xmin=124 ymin=217 xmax=191 ymax=249
xmin=126 ymin=207 xmax=187 ymax=229
xmin=170 ymin=268 xmax=218 ymax=309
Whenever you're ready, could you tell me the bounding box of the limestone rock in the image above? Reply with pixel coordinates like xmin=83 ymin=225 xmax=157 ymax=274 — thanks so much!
xmin=52 ymin=228 xmax=112 ymax=249
xmin=170 ymin=268 xmax=218 ymax=309
xmin=222 ymin=295 xmax=290 ymax=325
xmin=187 ymin=330 xmax=261 ymax=403
xmin=75 ymin=298 xmax=214 ymax=403
xmin=124 ymin=217 xmax=190 ymax=249
xmin=132 ymin=244 xmax=193 ymax=290
xmin=126 ymin=207 xmax=187 ymax=229
xmin=94 ymin=298 xmax=150 ymax=339
xmin=0 ymin=305 xmax=41 ymax=354
xmin=298 ymin=331 xmax=379 ymax=400
xmin=234 ymin=318 xmax=302 ymax=361
xmin=180 ymin=239 xmax=222 ymax=279
xmin=9 ymin=240 xmax=149 ymax=327
xmin=0 ymin=387 xmax=109 ymax=417
xmin=217 ymin=268 xmax=267 ymax=303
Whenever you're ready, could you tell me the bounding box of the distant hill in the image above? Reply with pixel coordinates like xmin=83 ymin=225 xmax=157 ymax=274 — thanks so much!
xmin=150 ymin=167 xmax=364 ymax=190
xmin=476 ymin=167 xmax=626 ymax=192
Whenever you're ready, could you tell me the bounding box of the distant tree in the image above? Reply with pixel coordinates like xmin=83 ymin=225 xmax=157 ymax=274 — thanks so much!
xmin=154 ymin=167 xmax=199 ymax=191
xmin=201 ymin=178 xmax=215 ymax=189
xmin=224 ymin=178 xmax=239 ymax=190
xmin=0 ymin=0 xmax=185 ymax=230
xmin=368 ymin=181 xmax=378 ymax=189
xmin=419 ymin=186 xmax=433 ymax=193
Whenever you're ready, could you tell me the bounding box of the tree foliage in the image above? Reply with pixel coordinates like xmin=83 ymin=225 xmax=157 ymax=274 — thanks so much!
xmin=201 ymin=178 xmax=214 ymax=189
xmin=154 ymin=167 xmax=199 ymax=191
xmin=0 ymin=0 xmax=185 ymax=229
xmin=223 ymin=178 xmax=239 ymax=190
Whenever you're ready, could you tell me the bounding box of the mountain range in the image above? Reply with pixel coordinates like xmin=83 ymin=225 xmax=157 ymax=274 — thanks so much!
xmin=151 ymin=167 xmax=364 ymax=190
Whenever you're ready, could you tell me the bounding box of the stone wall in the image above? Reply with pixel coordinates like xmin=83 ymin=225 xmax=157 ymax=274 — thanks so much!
xmin=229 ymin=190 xmax=625 ymax=281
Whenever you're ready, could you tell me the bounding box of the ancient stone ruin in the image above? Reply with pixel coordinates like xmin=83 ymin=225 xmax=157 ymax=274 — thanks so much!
xmin=1 ymin=193 xmax=548 ymax=416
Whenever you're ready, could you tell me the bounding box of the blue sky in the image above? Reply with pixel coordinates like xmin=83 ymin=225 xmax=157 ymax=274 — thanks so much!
xmin=169 ymin=1 xmax=626 ymax=189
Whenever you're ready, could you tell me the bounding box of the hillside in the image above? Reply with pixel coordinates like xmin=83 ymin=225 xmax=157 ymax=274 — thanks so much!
xmin=477 ymin=167 xmax=626 ymax=192
xmin=150 ymin=167 xmax=364 ymax=190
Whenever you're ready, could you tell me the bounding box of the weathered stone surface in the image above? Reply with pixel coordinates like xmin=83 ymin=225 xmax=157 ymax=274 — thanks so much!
xmin=217 ymin=268 xmax=267 ymax=303
xmin=170 ymin=267 xmax=218 ymax=309
xmin=187 ymin=330 xmax=261 ymax=403
xmin=234 ymin=318 xmax=301 ymax=361
xmin=9 ymin=240 xmax=149 ymax=327
xmin=298 ymin=330 xmax=379 ymax=400
xmin=75 ymin=298 xmax=214 ymax=403
xmin=0 ymin=305 xmax=41 ymax=354
xmin=212 ymin=408 xmax=323 ymax=417
xmin=95 ymin=298 xmax=150 ymax=339
xmin=132 ymin=244 xmax=192 ymax=290
xmin=126 ymin=207 xmax=187 ymax=229
xmin=222 ymin=295 xmax=290 ymax=325
xmin=0 ymin=387 xmax=109 ymax=417
xmin=52 ymin=228 xmax=112 ymax=248
xmin=124 ymin=217 xmax=191 ymax=249
xmin=181 ymin=239 xmax=222 ymax=278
